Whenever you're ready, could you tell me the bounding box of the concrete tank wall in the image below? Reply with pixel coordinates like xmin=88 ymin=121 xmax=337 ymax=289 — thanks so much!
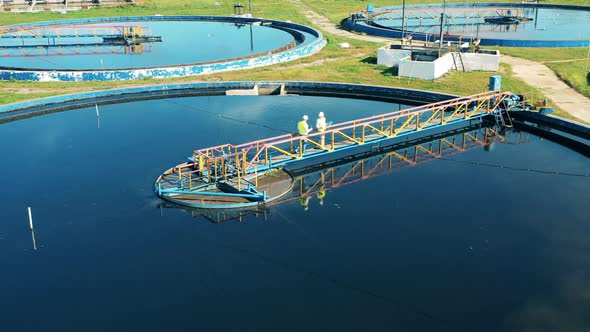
xmin=460 ymin=51 xmax=501 ymax=71
xmin=378 ymin=45 xmax=501 ymax=79
xmin=398 ymin=52 xmax=455 ymax=80
xmin=377 ymin=47 xmax=411 ymax=67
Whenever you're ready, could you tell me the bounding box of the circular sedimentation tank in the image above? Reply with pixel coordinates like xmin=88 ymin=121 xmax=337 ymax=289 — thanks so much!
xmin=346 ymin=2 xmax=590 ymax=47
xmin=0 ymin=82 xmax=589 ymax=331
xmin=0 ymin=16 xmax=325 ymax=81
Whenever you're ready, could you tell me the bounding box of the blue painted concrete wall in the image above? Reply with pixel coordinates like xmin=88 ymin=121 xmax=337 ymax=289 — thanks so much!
xmin=0 ymin=81 xmax=457 ymax=119
xmin=512 ymin=111 xmax=590 ymax=140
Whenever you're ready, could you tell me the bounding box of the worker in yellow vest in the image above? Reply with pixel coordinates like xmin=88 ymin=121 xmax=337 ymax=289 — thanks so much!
xmin=296 ymin=115 xmax=312 ymax=153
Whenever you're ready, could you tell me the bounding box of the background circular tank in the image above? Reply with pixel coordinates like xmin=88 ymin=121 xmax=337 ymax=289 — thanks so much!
xmin=345 ymin=3 xmax=590 ymax=47
xmin=0 ymin=16 xmax=325 ymax=81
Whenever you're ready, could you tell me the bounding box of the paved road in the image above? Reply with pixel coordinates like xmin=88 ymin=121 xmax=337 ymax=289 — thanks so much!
xmin=502 ymin=56 xmax=590 ymax=124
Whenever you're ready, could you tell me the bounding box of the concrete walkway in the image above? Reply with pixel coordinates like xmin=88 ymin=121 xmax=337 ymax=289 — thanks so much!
xmin=502 ymin=56 xmax=590 ymax=123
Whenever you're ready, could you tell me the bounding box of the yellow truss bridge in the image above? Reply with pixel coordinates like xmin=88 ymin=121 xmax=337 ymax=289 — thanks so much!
xmin=155 ymin=90 xmax=513 ymax=209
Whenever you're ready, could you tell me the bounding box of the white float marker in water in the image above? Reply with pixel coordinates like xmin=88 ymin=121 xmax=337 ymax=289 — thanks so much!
xmin=31 ymin=229 xmax=37 ymax=251
xmin=28 ymin=207 xmax=37 ymax=250
xmin=28 ymin=207 xmax=34 ymax=230
xmin=96 ymin=104 xmax=101 ymax=128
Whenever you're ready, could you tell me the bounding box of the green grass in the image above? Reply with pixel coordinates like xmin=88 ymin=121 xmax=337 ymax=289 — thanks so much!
xmin=0 ymin=0 xmax=588 ymax=122
xmin=495 ymin=47 xmax=590 ymax=98
xmin=546 ymin=60 xmax=590 ymax=98
xmin=495 ymin=47 xmax=590 ymax=63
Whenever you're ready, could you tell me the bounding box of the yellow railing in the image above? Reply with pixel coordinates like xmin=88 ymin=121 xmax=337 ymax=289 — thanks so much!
xmin=180 ymin=91 xmax=510 ymax=183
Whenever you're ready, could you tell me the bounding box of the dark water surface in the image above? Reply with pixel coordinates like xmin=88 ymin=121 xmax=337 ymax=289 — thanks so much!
xmin=0 ymin=95 xmax=588 ymax=331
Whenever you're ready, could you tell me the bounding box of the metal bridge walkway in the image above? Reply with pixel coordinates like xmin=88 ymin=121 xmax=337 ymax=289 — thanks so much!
xmin=156 ymin=90 xmax=512 ymax=209
xmin=359 ymin=6 xmax=530 ymax=22
xmin=0 ymin=25 xmax=152 ymax=39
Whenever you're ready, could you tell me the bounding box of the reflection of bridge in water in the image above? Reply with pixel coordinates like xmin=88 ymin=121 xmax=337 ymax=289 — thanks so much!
xmin=0 ymin=24 xmax=161 ymax=58
xmin=160 ymin=124 xmax=529 ymax=223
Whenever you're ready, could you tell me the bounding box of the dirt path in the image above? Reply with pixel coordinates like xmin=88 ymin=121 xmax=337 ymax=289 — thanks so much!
xmin=502 ymin=56 xmax=590 ymax=123
xmin=288 ymin=0 xmax=391 ymax=44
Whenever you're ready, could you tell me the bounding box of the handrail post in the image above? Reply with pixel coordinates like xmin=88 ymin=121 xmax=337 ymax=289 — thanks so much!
xmin=236 ymin=154 xmax=241 ymax=191
xmin=361 ymin=125 xmax=366 ymax=143
xmin=242 ymin=150 xmax=247 ymax=176
xmin=463 ymin=102 xmax=467 ymax=119
xmin=222 ymin=158 xmax=226 ymax=179
xmin=214 ymin=158 xmax=218 ymax=180
xmin=390 ymin=118 xmax=394 ymax=136
xmin=207 ymin=158 xmax=211 ymax=183
xmin=255 ymin=167 xmax=258 ymax=187
xmin=331 ymin=132 xmax=335 ymax=150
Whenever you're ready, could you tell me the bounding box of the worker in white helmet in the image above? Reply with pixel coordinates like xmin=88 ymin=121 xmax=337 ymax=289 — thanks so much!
xmin=316 ymin=111 xmax=327 ymax=148
xmin=296 ymin=115 xmax=312 ymax=153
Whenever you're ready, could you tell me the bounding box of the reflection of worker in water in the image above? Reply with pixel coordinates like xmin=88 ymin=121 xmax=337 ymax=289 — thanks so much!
xmin=317 ymin=172 xmax=327 ymax=206
xmin=317 ymin=189 xmax=326 ymax=206
xmin=316 ymin=111 xmax=327 ymax=148
xmin=299 ymin=195 xmax=311 ymax=211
